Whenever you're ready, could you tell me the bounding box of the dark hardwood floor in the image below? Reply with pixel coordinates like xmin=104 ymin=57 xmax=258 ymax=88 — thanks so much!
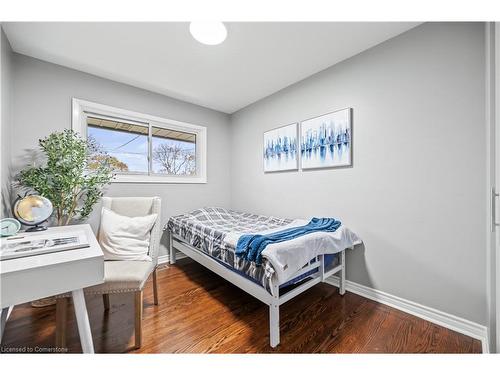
xmin=1 ymin=258 xmax=482 ymax=353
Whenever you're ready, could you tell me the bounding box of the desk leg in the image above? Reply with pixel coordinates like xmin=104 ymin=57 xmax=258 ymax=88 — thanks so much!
xmin=1 ymin=307 xmax=9 ymax=342
xmin=71 ymin=289 xmax=94 ymax=354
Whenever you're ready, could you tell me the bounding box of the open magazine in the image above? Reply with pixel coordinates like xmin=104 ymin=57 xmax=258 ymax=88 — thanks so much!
xmin=0 ymin=231 xmax=90 ymax=260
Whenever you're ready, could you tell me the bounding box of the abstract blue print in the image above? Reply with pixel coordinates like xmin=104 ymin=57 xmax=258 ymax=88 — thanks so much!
xmin=263 ymin=123 xmax=298 ymax=172
xmin=300 ymin=108 xmax=352 ymax=169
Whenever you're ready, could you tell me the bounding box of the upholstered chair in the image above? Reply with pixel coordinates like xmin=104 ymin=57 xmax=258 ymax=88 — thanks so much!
xmin=55 ymin=196 xmax=162 ymax=350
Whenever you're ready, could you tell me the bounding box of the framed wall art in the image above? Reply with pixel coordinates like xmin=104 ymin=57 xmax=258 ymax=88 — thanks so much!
xmin=263 ymin=123 xmax=299 ymax=172
xmin=300 ymin=108 xmax=352 ymax=169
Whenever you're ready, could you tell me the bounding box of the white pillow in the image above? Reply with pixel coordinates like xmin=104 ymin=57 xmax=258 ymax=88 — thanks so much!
xmin=98 ymin=207 xmax=158 ymax=261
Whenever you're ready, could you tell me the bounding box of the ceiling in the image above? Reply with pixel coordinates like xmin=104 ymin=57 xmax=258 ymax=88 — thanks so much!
xmin=3 ymin=22 xmax=420 ymax=114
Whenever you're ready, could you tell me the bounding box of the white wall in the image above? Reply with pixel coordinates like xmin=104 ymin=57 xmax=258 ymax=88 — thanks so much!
xmin=230 ymin=23 xmax=487 ymax=324
xmin=0 ymin=26 xmax=13 ymax=218
xmin=10 ymin=53 xmax=232 ymax=256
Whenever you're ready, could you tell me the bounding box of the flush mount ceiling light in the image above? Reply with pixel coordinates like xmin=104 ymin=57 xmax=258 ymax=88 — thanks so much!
xmin=189 ymin=21 xmax=227 ymax=45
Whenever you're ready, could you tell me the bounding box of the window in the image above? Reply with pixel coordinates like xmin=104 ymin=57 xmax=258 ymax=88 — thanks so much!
xmin=87 ymin=117 xmax=149 ymax=174
xmin=72 ymin=99 xmax=207 ymax=183
xmin=151 ymin=127 xmax=196 ymax=175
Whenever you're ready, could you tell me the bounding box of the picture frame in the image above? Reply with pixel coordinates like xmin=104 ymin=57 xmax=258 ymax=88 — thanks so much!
xmin=300 ymin=108 xmax=352 ymax=170
xmin=263 ymin=123 xmax=299 ymax=173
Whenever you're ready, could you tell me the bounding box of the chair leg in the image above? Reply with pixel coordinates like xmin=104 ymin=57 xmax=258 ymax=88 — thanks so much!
xmin=55 ymin=297 xmax=69 ymax=348
xmin=102 ymin=294 xmax=110 ymax=311
xmin=152 ymin=269 xmax=159 ymax=306
xmin=134 ymin=290 xmax=143 ymax=349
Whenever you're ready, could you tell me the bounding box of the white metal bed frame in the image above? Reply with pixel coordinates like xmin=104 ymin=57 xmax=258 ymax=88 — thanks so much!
xmin=168 ymin=231 xmax=346 ymax=348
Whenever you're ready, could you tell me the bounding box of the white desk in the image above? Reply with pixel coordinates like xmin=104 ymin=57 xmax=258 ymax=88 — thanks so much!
xmin=0 ymin=224 xmax=104 ymax=353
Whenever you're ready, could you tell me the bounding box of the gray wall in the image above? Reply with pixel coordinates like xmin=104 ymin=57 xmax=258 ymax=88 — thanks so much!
xmin=10 ymin=53 xmax=232 ymax=256
xmin=1 ymin=26 xmax=13 ymax=218
xmin=230 ymin=23 xmax=487 ymax=324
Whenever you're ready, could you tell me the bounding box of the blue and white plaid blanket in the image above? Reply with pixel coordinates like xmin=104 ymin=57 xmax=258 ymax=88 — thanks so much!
xmin=165 ymin=207 xmax=292 ymax=291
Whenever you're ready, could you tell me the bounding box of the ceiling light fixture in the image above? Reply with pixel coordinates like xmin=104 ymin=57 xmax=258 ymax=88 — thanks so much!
xmin=189 ymin=22 xmax=227 ymax=45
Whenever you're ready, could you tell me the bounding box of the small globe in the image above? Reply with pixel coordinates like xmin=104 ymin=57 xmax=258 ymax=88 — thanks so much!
xmin=13 ymin=195 xmax=53 ymax=227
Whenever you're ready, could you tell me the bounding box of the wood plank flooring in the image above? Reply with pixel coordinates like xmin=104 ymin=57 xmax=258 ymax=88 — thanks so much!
xmin=0 ymin=259 xmax=482 ymax=353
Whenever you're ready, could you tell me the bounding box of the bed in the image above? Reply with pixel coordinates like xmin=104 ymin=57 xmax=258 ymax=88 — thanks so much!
xmin=165 ymin=207 xmax=361 ymax=348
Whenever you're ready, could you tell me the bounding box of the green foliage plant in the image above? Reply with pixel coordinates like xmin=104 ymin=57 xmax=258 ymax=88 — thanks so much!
xmin=17 ymin=129 xmax=116 ymax=226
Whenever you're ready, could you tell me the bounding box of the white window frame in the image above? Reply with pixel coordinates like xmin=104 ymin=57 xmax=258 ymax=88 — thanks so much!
xmin=72 ymin=98 xmax=207 ymax=184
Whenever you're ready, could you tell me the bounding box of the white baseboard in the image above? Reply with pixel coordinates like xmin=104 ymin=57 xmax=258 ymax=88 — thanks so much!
xmin=157 ymin=251 xmax=187 ymax=265
xmin=325 ymin=275 xmax=489 ymax=353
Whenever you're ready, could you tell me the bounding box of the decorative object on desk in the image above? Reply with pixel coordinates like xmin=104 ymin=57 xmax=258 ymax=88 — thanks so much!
xmin=300 ymin=108 xmax=352 ymax=169
xmin=0 ymin=218 xmax=21 ymax=237
xmin=263 ymin=123 xmax=298 ymax=172
xmin=10 ymin=194 xmax=54 ymax=307
xmin=12 ymin=194 xmax=53 ymax=232
xmin=17 ymin=129 xmax=116 ymax=226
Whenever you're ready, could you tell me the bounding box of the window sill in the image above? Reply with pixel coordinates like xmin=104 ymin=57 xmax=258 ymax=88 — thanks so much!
xmin=111 ymin=175 xmax=207 ymax=184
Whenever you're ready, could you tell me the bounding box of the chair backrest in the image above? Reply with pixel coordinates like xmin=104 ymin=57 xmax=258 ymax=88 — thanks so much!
xmin=101 ymin=196 xmax=162 ymax=264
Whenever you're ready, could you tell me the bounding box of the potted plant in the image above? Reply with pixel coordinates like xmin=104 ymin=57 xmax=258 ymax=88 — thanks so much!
xmin=17 ymin=129 xmax=116 ymax=226
xmin=16 ymin=129 xmax=116 ymax=307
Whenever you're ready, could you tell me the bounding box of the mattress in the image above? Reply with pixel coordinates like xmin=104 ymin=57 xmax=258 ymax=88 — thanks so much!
xmin=166 ymin=207 xmax=338 ymax=292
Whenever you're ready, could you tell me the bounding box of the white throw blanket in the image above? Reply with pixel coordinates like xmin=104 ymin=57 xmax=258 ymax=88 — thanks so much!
xmin=223 ymin=218 xmax=362 ymax=284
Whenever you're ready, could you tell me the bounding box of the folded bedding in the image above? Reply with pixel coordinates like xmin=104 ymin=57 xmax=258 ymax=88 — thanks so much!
xmin=228 ymin=217 xmax=361 ymax=284
xmin=166 ymin=207 xmax=361 ymax=291
xmin=235 ymin=217 xmax=342 ymax=265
